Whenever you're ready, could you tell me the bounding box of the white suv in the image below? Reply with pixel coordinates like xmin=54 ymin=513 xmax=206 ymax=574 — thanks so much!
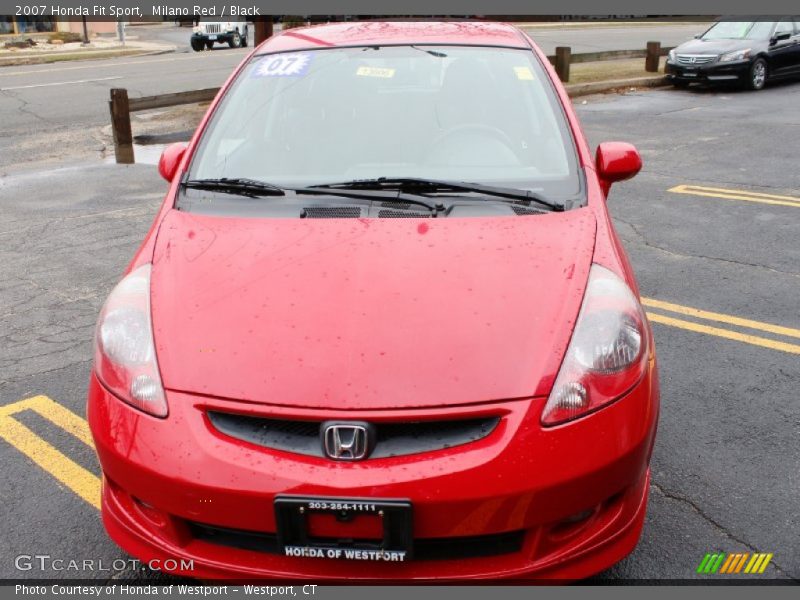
xmin=191 ymin=21 xmax=249 ymax=51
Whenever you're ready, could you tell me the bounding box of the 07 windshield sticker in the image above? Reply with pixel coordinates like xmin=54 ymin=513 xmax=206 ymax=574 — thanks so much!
xmin=252 ymin=53 xmax=314 ymax=78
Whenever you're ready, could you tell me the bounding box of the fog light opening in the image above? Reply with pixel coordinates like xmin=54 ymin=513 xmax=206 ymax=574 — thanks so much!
xmin=548 ymin=506 xmax=598 ymax=540
xmin=562 ymin=508 xmax=595 ymax=525
xmin=134 ymin=497 xmax=154 ymax=509
xmin=133 ymin=496 xmax=167 ymax=527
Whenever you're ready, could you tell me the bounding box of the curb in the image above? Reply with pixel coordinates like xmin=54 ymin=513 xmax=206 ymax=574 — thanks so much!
xmin=132 ymin=48 xmax=178 ymax=58
xmin=0 ymin=46 xmax=175 ymax=68
xmin=566 ymin=76 xmax=669 ymax=97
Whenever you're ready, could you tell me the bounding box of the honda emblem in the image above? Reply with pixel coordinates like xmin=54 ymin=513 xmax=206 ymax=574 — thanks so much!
xmin=321 ymin=421 xmax=375 ymax=461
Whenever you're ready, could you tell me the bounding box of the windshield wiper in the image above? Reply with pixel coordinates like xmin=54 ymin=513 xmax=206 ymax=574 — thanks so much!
xmin=182 ymin=178 xmax=442 ymax=213
xmin=313 ymin=177 xmax=564 ymax=211
xmin=181 ymin=177 xmax=559 ymax=214
xmin=182 ymin=178 xmax=286 ymax=197
xmin=410 ymin=45 xmax=448 ymax=58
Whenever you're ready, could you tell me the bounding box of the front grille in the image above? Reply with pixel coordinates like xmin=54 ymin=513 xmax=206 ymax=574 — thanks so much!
xmin=207 ymin=412 xmax=499 ymax=459
xmin=188 ymin=521 xmax=525 ymax=561
xmin=676 ymin=54 xmax=716 ymax=65
xmin=301 ymin=207 xmax=362 ymax=218
xmin=204 ymin=23 xmax=221 ymax=34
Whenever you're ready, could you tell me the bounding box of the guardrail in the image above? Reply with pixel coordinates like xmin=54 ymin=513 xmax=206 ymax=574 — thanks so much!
xmin=109 ymin=87 xmax=219 ymax=164
xmin=548 ymin=42 xmax=674 ymax=82
xmin=108 ymin=41 xmax=674 ymax=164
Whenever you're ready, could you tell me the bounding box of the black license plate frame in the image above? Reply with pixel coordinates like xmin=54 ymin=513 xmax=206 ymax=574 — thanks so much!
xmin=274 ymin=495 xmax=413 ymax=561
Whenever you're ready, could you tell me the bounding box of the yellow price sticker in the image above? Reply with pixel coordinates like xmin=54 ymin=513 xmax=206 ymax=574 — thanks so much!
xmin=356 ymin=66 xmax=396 ymax=78
xmin=513 ymin=66 xmax=535 ymax=81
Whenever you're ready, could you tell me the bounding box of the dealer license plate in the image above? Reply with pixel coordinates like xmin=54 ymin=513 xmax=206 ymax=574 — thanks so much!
xmin=274 ymin=495 xmax=413 ymax=561
xmin=208 ymin=34 xmax=217 ymax=41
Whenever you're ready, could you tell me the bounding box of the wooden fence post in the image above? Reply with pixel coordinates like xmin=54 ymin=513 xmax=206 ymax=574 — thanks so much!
xmin=109 ymin=88 xmax=134 ymax=164
xmin=555 ymin=46 xmax=571 ymax=82
xmin=645 ymin=41 xmax=661 ymax=72
xmin=254 ymin=16 xmax=273 ymax=45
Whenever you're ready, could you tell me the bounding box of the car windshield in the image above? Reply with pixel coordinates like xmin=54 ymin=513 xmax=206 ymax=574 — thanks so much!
xmin=701 ymin=21 xmax=775 ymax=40
xmin=188 ymin=45 xmax=581 ymax=202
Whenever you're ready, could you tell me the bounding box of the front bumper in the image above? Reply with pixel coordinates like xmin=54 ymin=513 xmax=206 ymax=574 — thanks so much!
xmin=191 ymin=32 xmax=236 ymax=43
xmin=665 ymin=59 xmax=751 ymax=83
xmin=88 ymin=364 xmax=659 ymax=581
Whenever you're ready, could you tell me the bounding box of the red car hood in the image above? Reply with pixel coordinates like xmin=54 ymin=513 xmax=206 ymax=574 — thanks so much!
xmin=151 ymin=209 xmax=596 ymax=410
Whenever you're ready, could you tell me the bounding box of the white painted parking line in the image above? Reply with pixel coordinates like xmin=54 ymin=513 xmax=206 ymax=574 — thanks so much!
xmin=0 ymin=52 xmax=246 ymax=78
xmin=0 ymin=76 xmax=122 ymax=91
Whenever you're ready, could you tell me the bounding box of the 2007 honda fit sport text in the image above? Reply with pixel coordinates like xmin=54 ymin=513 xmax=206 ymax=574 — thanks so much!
xmin=88 ymin=21 xmax=659 ymax=581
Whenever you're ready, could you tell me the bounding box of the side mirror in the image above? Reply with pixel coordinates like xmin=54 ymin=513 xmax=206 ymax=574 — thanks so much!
xmin=158 ymin=142 xmax=188 ymax=183
xmin=771 ymin=32 xmax=791 ymax=44
xmin=694 ymin=33 xmax=702 ymax=39
xmin=596 ymin=142 xmax=642 ymax=196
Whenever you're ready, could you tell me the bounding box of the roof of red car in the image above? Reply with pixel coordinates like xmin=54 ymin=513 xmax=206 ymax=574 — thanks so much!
xmin=257 ymin=21 xmax=531 ymax=54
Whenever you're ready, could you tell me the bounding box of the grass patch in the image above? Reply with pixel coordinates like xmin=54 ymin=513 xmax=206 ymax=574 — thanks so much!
xmin=569 ymin=58 xmax=665 ymax=85
xmin=48 ymin=31 xmax=83 ymax=44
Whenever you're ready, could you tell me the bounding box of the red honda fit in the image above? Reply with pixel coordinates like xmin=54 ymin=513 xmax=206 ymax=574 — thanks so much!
xmin=88 ymin=21 xmax=659 ymax=581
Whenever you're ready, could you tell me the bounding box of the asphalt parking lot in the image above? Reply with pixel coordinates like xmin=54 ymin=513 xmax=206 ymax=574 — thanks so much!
xmin=1 ymin=75 xmax=799 ymax=581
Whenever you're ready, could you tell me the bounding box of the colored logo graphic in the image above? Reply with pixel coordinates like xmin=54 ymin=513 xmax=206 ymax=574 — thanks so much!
xmin=697 ymin=552 xmax=773 ymax=575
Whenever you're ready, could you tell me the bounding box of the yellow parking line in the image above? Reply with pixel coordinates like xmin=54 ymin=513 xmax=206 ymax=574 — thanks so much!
xmin=642 ymin=298 xmax=800 ymax=340
xmin=0 ymin=396 xmax=38 ymax=417
xmin=0 ymin=395 xmax=94 ymax=447
xmin=0 ymin=416 xmax=100 ymax=509
xmin=669 ymin=184 xmax=800 ymax=209
xmin=0 ymin=396 xmax=99 ymax=509
xmin=646 ymin=312 xmax=800 ymax=355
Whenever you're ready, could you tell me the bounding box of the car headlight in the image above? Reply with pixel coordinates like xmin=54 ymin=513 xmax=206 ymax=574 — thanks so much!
xmin=668 ymin=49 xmax=677 ymax=63
xmin=541 ymin=264 xmax=649 ymax=426
xmin=94 ymin=264 xmax=167 ymax=417
xmin=193 ymin=26 xmax=201 ymax=33
xmin=719 ymin=49 xmax=751 ymax=62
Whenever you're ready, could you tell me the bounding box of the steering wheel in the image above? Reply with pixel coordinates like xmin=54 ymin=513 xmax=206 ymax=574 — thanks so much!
xmin=426 ymin=123 xmax=519 ymax=164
